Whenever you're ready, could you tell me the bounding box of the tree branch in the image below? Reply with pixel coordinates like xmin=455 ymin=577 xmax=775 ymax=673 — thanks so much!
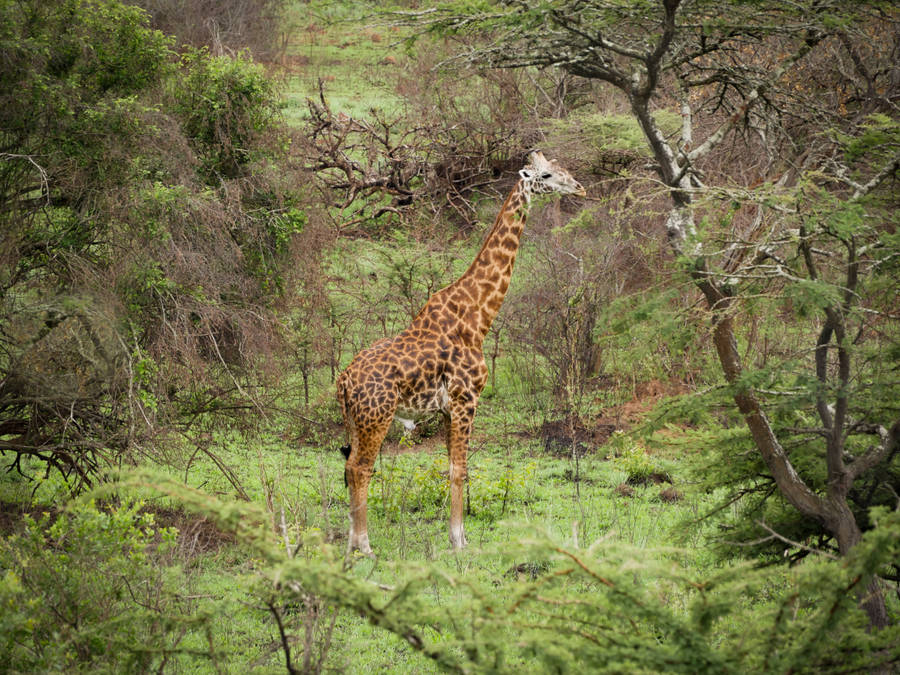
xmin=687 ymin=36 xmax=821 ymax=164
xmin=640 ymin=0 xmax=681 ymax=98
xmin=850 ymin=154 xmax=900 ymax=201
xmin=848 ymin=419 xmax=900 ymax=481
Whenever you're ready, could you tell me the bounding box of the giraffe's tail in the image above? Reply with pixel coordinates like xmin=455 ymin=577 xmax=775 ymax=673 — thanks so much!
xmin=336 ymin=372 xmax=352 ymax=437
xmin=336 ymin=373 xmax=355 ymax=487
xmin=339 ymin=443 xmax=351 ymax=486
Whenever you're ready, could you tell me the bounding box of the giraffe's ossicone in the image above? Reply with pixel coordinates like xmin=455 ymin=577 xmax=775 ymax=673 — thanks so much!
xmin=336 ymin=151 xmax=585 ymax=555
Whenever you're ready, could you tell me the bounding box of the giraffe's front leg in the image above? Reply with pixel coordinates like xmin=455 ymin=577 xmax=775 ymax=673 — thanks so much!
xmin=447 ymin=402 xmax=474 ymax=550
xmin=344 ymin=404 xmax=396 ymax=557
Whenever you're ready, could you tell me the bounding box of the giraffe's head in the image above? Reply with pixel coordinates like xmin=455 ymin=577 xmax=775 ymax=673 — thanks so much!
xmin=518 ymin=151 xmax=586 ymax=198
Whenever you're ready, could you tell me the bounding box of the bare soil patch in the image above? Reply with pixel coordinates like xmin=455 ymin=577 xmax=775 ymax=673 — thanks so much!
xmin=0 ymin=500 xmax=57 ymax=535
xmin=148 ymin=506 xmax=236 ymax=556
xmin=540 ymin=416 xmax=616 ymax=457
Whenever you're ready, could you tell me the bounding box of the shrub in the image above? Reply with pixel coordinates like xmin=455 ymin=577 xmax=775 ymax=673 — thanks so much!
xmin=173 ymin=47 xmax=281 ymax=178
xmin=1 ymin=0 xmax=311 ymax=490
xmin=132 ymin=0 xmax=291 ymax=61
xmin=610 ymin=432 xmax=665 ymax=485
xmin=0 ymin=500 xmax=208 ymax=672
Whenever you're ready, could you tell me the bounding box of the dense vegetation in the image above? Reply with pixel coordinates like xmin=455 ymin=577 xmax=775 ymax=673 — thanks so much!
xmin=1 ymin=0 xmax=898 ymax=672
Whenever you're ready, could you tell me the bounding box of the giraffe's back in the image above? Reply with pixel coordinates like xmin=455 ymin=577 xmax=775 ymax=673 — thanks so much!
xmin=338 ymin=329 xmax=456 ymax=429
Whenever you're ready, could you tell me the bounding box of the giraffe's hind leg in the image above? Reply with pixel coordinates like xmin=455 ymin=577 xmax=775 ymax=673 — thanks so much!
xmin=345 ymin=411 xmax=393 ymax=557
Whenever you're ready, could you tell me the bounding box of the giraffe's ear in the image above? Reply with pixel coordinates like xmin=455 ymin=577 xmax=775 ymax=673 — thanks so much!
xmin=519 ymin=168 xmax=533 ymax=180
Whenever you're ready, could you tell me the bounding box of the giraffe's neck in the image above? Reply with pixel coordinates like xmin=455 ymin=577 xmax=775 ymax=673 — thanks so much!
xmin=411 ymin=181 xmax=530 ymax=346
xmin=464 ymin=180 xmax=530 ymax=283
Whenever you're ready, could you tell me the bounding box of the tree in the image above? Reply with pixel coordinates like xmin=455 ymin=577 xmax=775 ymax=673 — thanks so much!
xmin=405 ymin=0 xmax=900 ymax=629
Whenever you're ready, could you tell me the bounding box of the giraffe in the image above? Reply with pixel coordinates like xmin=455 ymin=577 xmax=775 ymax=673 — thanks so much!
xmin=336 ymin=151 xmax=585 ymax=555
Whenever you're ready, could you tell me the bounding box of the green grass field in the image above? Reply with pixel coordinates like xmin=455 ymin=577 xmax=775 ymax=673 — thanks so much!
xmin=280 ymin=1 xmax=406 ymax=124
xmin=0 ymin=344 xmax=725 ymax=672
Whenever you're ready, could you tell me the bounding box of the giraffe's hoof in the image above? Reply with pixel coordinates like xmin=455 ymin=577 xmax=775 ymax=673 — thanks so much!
xmin=449 ymin=527 xmax=467 ymax=551
xmin=347 ymin=533 xmax=375 ymax=558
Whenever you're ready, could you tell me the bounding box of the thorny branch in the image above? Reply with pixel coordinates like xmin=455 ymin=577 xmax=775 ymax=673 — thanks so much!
xmin=298 ymin=80 xmax=517 ymax=230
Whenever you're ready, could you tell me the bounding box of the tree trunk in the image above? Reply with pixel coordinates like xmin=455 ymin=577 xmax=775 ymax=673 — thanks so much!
xmin=828 ymin=499 xmax=890 ymax=630
xmin=696 ymin=250 xmax=891 ymax=632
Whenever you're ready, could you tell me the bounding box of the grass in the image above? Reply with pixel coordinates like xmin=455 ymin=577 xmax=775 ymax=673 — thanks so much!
xmin=0 ymin=397 xmax=715 ymax=672
xmin=162 ymin=404 xmax=718 ymax=672
xmin=280 ymin=1 xmax=407 ymax=124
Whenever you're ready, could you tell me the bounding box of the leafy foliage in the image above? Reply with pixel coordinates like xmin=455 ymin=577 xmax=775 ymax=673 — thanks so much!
xmin=84 ymin=472 xmax=900 ymax=674
xmin=173 ymin=47 xmax=282 ymax=178
xmin=1 ymin=0 xmax=898 ymax=669
xmin=0 ymin=499 xmax=208 ymax=672
xmin=0 ymin=0 xmax=309 ymax=488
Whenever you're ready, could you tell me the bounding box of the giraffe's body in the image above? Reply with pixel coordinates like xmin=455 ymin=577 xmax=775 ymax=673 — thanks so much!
xmin=337 ymin=152 xmax=584 ymax=554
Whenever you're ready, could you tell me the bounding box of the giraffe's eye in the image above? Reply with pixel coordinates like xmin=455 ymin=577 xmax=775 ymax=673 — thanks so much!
xmin=541 ymin=172 xmax=552 ymax=179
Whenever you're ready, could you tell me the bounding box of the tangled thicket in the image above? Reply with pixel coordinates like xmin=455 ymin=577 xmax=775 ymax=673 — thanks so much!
xmin=0 ymin=0 xmax=314 ymax=488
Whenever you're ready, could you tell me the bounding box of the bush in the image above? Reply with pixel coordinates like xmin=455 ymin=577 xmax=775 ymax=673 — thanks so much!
xmin=132 ymin=0 xmax=291 ymax=61
xmin=173 ymin=47 xmax=281 ymax=178
xmin=1 ymin=0 xmax=310 ymax=490
xmin=609 ymin=432 xmax=665 ymax=485
xmin=0 ymin=500 xmax=207 ymax=672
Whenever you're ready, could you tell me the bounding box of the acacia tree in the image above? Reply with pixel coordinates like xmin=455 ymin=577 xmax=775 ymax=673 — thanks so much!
xmin=405 ymin=0 xmax=900 ymax=628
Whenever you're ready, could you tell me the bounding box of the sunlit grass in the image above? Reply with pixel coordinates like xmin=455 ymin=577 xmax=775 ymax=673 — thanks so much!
xmin=281 ymin=1 xmax=406 ymax=124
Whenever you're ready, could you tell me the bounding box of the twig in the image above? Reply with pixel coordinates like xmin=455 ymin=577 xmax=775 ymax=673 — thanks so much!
xmin=729 ymin=520 xmax=838 ymax=560
xmin=0 ymin=153 xmax=50 ymax=205
xmin=266 ymin=599 xmax=299 ymax=675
